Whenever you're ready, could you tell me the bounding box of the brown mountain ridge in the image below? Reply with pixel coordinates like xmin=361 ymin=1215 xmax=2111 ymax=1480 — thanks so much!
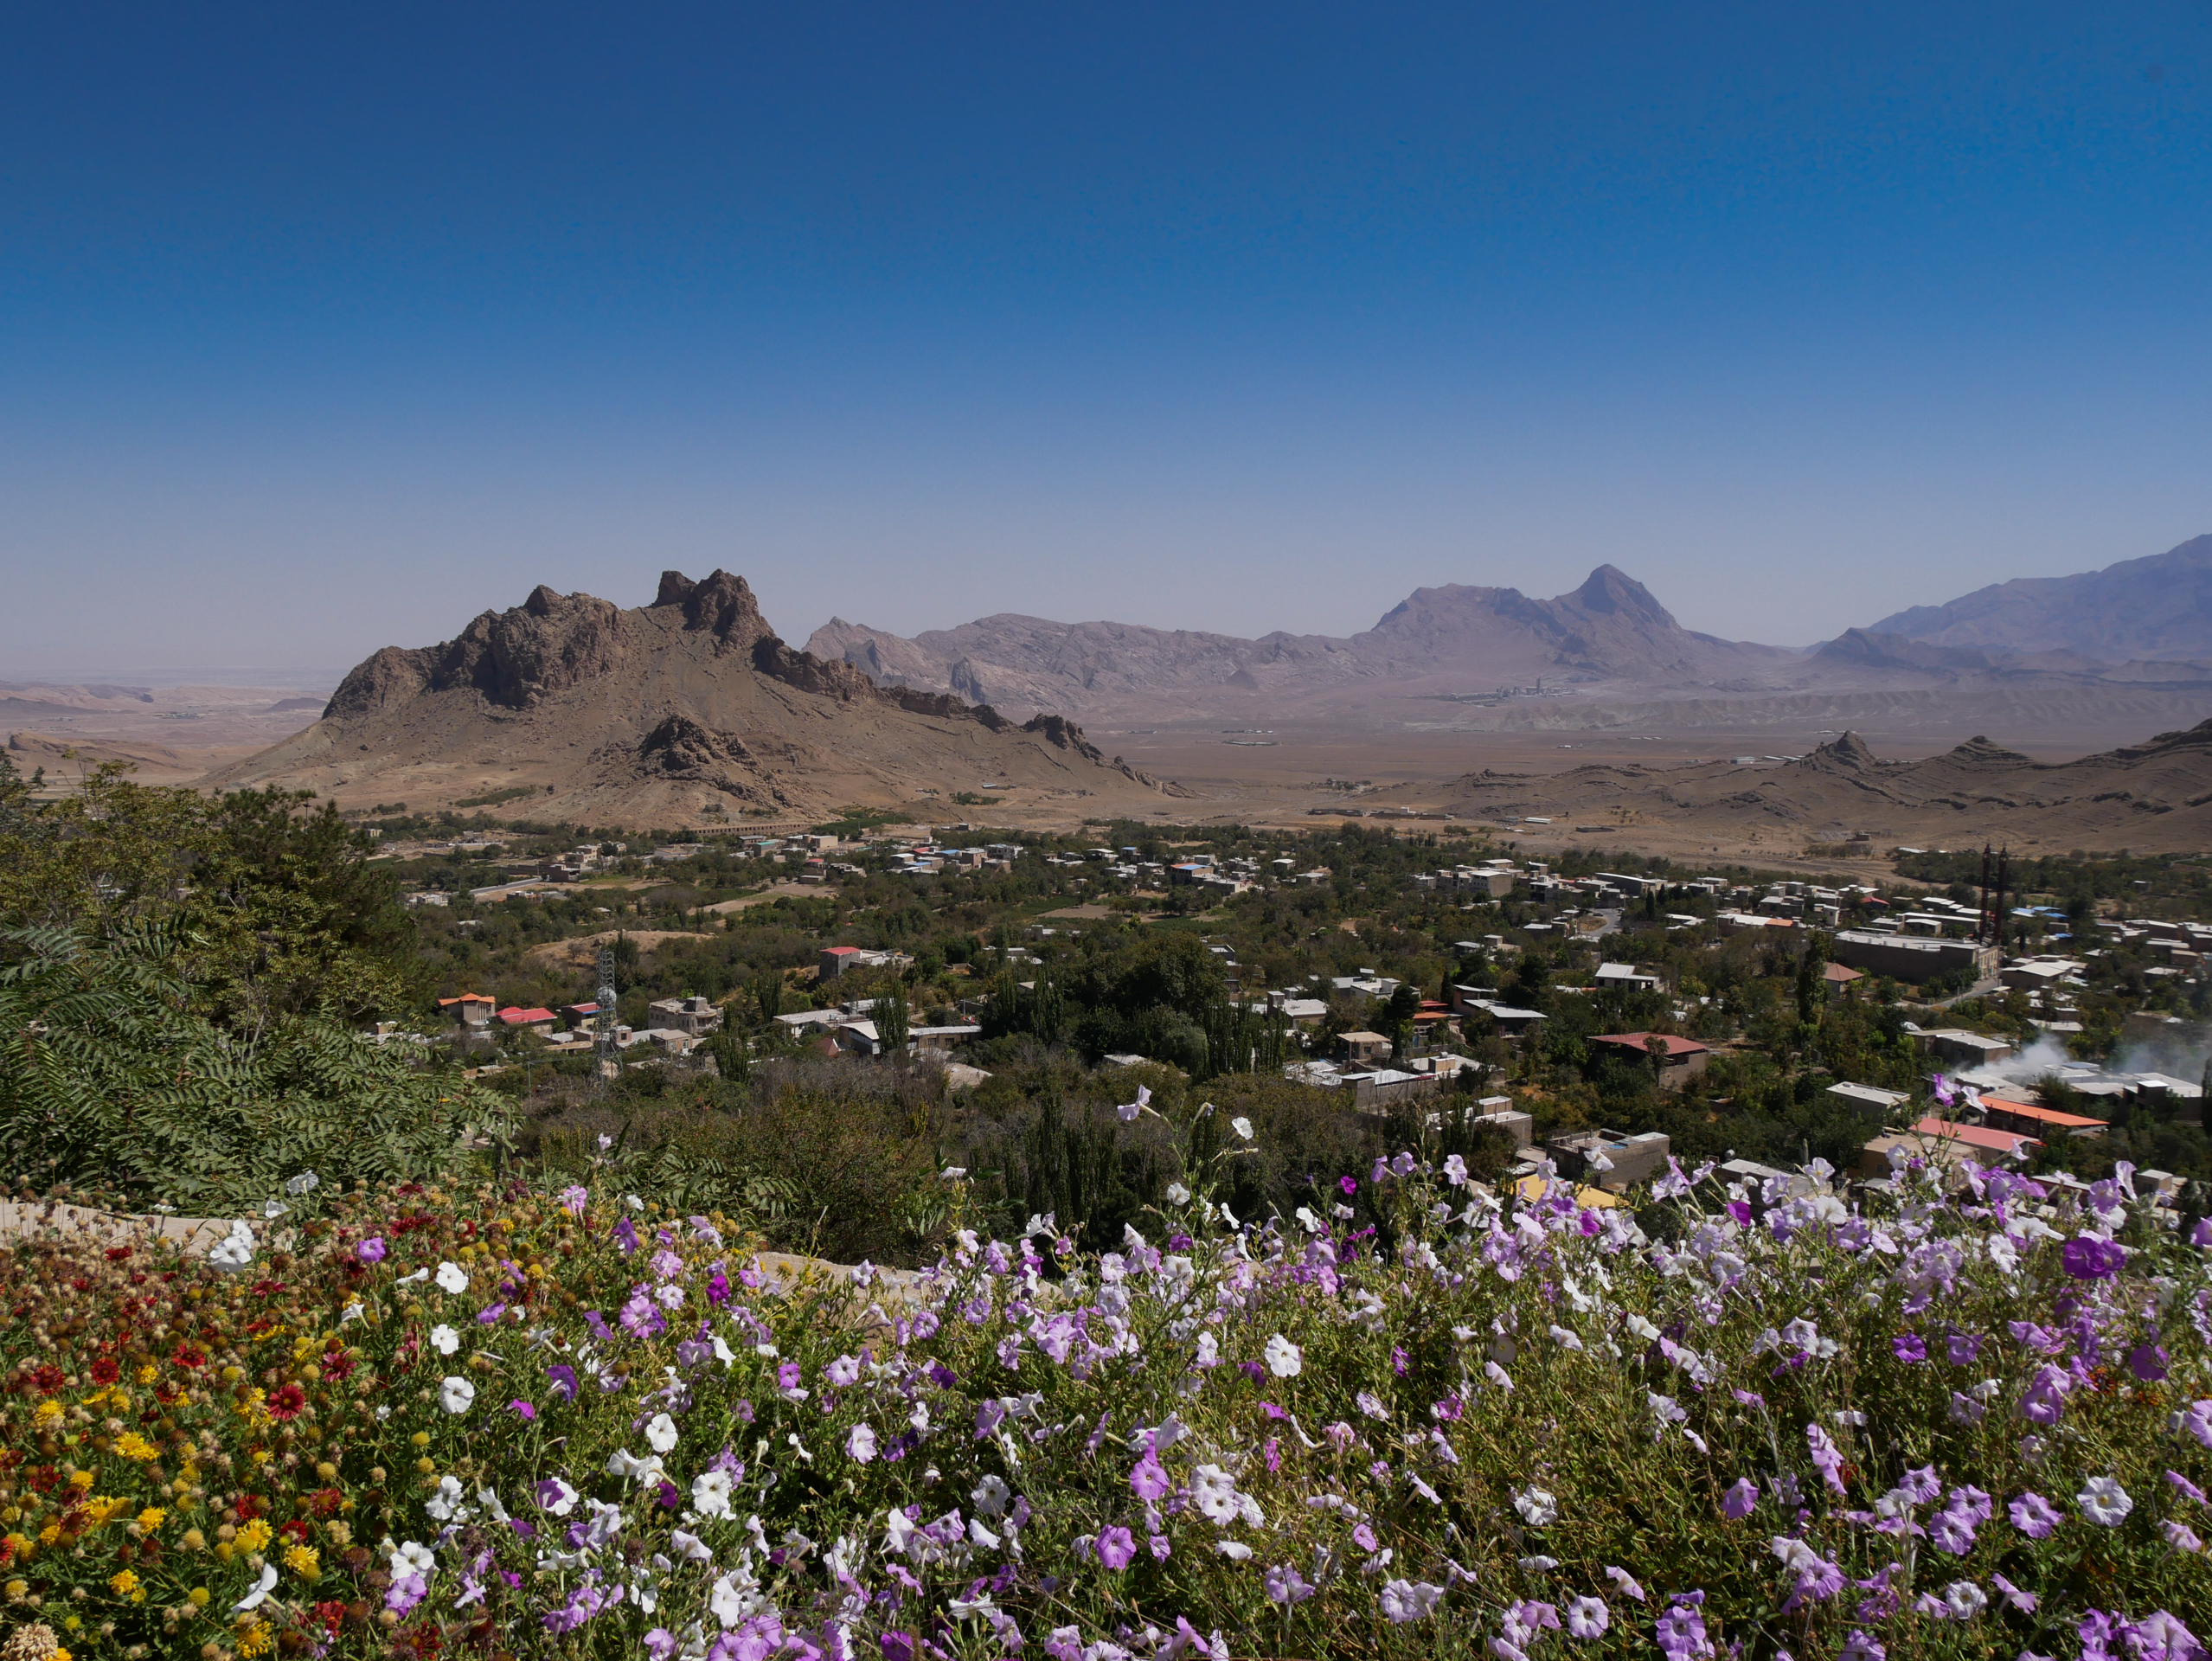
xmin=205 ymin=572 xmax=1176 ymax=823
xmin=1441 ymin=719 xmax=2212 ymax=853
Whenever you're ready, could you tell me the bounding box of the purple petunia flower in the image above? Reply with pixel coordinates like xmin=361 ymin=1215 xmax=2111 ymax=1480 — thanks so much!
xmin=356 ymin=1235 xmax=387 ymax=1263
xmin=1892 ymin=1334 xmax=1927 ymax=1364
xmin=2177 ymin=1401 xmax=2212 ymax=1450
xmin=2130 ymin=1343 xmax=2171 ymax=1383
xmin=1605 ymin=1566 xmax=1645 ymax=1602
xmin=2010 ymin=1491 xmax=2061 ymax=1539
xmin=1654 ymin=1595 xmax=1711 ymax=1658
xmin=1096 ymin=1525 xmax=1137 ymax=1570
xmin=2167 ymin=1471 xmax=2208 ymax=1505
xmin=612 ymin=1215 xmax=641 ymax=1255
xmin=1339 ymin=1175 xmax=1359 ymax=1196
xmin=1721 ymin=1478 xmax=1759 ymax=1521
xmin=1946 ymin=1333 xmax=1980 ymax=1366
xmin=508 ymin=1399 xmax=535 ymax=1420
xmin=2061 ymin=1235 xmax=2125 ymax=1280
xmin=1807 ymin=1424 xmax=1848 ymax=1494
xmin=1131 ymin=1455 xmax=1170 ymax=1501
xmin=547 ymin=1363 xmax=579 ymax=1401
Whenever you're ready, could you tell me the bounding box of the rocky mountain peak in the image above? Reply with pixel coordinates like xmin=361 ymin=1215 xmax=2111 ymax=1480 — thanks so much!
xmin=1568 ymin=564 xmax=1674 ymax=626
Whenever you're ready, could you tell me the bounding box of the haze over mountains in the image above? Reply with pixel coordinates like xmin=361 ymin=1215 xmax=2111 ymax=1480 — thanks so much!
xmin=1868 ymin=534 xmax=2212 ymax=661
xmin=206 ymin=572 xmax=1171 ymax=821
xmin=805 ymin=536 xmax=2212 ymax=744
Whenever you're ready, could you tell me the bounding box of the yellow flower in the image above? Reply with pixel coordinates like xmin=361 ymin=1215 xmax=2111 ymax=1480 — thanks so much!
xmin=181 ymin=1528 xmax=207 ymax=1551
xmin=282 ymin=1542 xmax=320 ymax=1579
xmin=51 ymin=1650 xmax=73 ymax=1661
xmin=188 ymin=1587 xmax=210 ymax=1607
xmin=114 ymin=1431 xmax=161 ymax=1461
xmin=135 ymin=1363 xmax=157 ymax=1385
xmin=32 ymin=1400 xmax=62 ymax=1427
xmin=37 ymin=1523 xmax=61 ymax=1548
xmin=235 ymin=1517 xmax=273 ymax=1555
xmin=3 ymin=1576 xmax=25 ymax=1599
xmin=2 ymin=1533 xmax=31 ymax=1562
xmin=109 ymin=1568 xmax=140 ymax=1596
xmin=67 ymin=1471 xmax=94 ymax=1491
xmin=234 ymin=1619 xmax=274 ymax=1658
xmin=136 ymin=1507 xmax=166 ymax=1531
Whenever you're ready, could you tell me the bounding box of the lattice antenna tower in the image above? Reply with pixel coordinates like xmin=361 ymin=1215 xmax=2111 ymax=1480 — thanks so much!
xmin=596 ymin=946 xmax=619 ymax=1055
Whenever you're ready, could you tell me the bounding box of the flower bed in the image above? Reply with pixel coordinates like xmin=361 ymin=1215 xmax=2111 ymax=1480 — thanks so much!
xmin=0 ymin=1132 xmax=2208 ymax=1661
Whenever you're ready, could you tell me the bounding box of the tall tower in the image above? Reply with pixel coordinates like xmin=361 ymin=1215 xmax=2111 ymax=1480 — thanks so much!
xmin=596 ymin=946 xmax=619 ymax=1070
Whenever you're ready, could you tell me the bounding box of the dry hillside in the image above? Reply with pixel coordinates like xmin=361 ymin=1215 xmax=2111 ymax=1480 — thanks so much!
xmin=202 ymin=571 xmax=1177 ymax=824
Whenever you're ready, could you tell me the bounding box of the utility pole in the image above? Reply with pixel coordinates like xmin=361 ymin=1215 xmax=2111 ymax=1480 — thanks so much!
xmin=1978 ymin=844 xmax=1993 ymax=944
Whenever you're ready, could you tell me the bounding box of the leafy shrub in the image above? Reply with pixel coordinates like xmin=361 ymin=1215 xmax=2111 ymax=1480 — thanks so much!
xmin=0 ymin=926 xmax=508 ymax=1209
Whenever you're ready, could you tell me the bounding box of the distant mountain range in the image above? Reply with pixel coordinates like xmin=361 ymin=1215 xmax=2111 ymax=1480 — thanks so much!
xmin=1868 ymin=534 xmax=2212 ymax=660
xmin=807 ymin=565 xmax=1793 ymax=720
xmin=806 ymin=542 xmax=2212 ymax=734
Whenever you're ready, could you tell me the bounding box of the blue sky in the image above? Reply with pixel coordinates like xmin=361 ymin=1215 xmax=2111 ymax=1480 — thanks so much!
xmin=4 ymin=2 xmax=2209 ymax=676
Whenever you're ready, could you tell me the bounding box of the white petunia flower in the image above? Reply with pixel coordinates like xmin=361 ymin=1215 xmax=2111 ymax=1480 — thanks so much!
xmin=435 ymin=1261 xmax=469 ymax=1295
xmin=430 ymin=1324 xmax=460 ymax=1356
xmin=391 ymin=1540 xmax=437 ymax=1578
xmin=439 ymin=1375 xmax=476 ymax=1415
xmin=691 ymin=1470 xmax=734 ymax=1517
xmin=646 ymin=1413 xmax=679 ymax=1453
xmin=2078 ymin=1476 xmax=2133 ymax=1527
xmin=972 ymin=1474 xmax=1011 ymax=1517
xmin=1265 ymin=1334 xmax=1304 ymax=1377
xmin=1192 ymin=1464 xmax=1241 ymax=1523
xmin=1513 ymin=1487 xmax=1559 ymax=1528
xmin=232 ymin=1562 xmax=279 ymax=1611
xmin=424 ymin=1474 xmax=468 ymax=1522
xmin=1231 ymin=1117 xmax=1254 ymax=1140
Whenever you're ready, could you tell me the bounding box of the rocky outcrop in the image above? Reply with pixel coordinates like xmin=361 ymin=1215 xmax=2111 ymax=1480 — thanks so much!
xmin=215 ymin=569 xmax=1175 ymax=821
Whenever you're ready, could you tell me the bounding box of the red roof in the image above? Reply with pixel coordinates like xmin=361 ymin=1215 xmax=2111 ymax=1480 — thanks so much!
xmin=822 ymin=946 xmax=862 ymax=956
xmin=497 ymin=1006 xmax=557 ymax=1026
xmin=1977 ymin=1094 xmax=2107 ymax=1130
xmin=1822 ymin=963 xmax=1865 ymax=982
xmin=1591 ymin=1032 xmax=1710 ymax=1058
xmin=1912 ymin=1116 xmax=2041 ymax=1157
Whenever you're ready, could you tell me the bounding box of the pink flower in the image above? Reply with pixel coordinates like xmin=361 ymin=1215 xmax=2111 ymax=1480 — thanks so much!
xmin=356 ymin=1236 xmax=387 ymax=1263
xmin=1096 ymin=1525 xmax=1137 ymax=1571
xmin=1130 ymin=1456 xmax=1170 ymax=1501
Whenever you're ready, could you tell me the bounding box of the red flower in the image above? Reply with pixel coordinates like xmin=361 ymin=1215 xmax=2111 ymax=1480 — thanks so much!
xmin=323 ymin=1351 xmax=356 ymax=1382
xmin=280 ymin=1517 xmax=314 ymax=1542
xmin=26 ymin=1465 xmax=59 ymax=1495
xmin=266 ymin=1382 xmax=307 ymax=1421
xmin=311 ymin=1600 xmax=349 ymax=1637
xmin=307 ymin=1486 xmax=344 ymax=1518
xmin=170 ymin=1343 xmax=207 ymax=1370
xmin=90 ymin=1356 xmax=121 ymax=1385
xmin=28 ymin=1364 xmax=63 ymax=1394
xmin=104 ymin=1247 xmax=132 ymax=1262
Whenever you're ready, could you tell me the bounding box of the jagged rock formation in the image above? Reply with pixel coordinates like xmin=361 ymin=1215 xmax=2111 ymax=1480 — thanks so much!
xmin=208 ymin=572 xmax=1175 ymax=822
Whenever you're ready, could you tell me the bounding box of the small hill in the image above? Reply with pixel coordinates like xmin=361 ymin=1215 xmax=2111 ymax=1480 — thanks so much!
xmin=1866 ymin=534 xmax=2212 ymax=660
xmin=204 ymin=572 xmax=1174 ymax=823
xmin=1439 ymin=720 xmax=2212 ymax=853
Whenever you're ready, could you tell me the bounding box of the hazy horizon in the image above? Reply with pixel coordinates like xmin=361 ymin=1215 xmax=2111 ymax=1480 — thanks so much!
xmin=5 ymin=3 xmax=2209 ymax=677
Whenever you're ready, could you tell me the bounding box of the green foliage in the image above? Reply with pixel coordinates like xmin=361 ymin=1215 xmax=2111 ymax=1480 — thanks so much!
xmin=0 ymin=922 xmax=508 ymax=1208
